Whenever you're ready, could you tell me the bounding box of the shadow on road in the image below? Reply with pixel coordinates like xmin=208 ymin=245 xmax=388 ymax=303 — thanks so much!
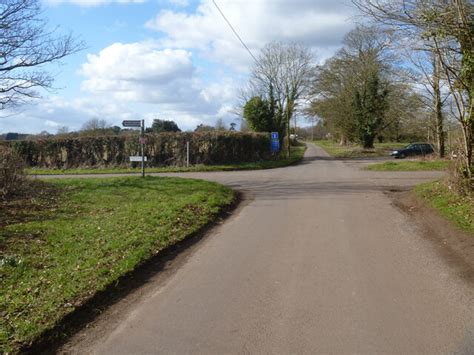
xmin=227 ymin=180 xmax=411 ymax=201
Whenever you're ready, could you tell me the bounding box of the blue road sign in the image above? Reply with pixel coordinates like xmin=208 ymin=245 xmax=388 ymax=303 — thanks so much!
xmin=271 ymin=132 xmax=280 ymax=153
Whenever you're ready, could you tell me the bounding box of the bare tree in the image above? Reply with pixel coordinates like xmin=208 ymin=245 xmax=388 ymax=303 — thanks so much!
xmin=353 ymin=0 xmax=473 ymax=185
xmin=249 ymin=42 xmax=315 ymax=156
xmin=215 ymin=117 xmax=226 ymax=131
xmin=0 ymin=0 xmax=84 ymax=108
xmin=56 ymin=126 xmax=69 ymax=135
xmin=81 ymin=118 xmax=110 ymax=132
xmin=400 ymin=42 xmax=450 ymax=157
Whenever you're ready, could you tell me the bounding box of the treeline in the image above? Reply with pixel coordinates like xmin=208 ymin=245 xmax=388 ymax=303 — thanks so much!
xmin=350 ymin=0 xmax=472 ymax=192
xmin=240 ymin=0 xmax=472 ymax=193
xmin=1 ymin=117 xmax=239 ymax=142
xmin=309 ymin=26 xmax=430 ymax=148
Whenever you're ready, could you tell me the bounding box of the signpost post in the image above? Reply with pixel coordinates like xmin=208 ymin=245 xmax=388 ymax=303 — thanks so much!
xmin=140 ymin=120 xmax=145 ymax=177
xmin=122 ymin=119 xmax=146 ymax=177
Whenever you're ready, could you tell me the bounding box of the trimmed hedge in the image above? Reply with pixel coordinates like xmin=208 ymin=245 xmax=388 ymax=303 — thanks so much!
xmin=4 ymin=132 xmax=272 ymax=168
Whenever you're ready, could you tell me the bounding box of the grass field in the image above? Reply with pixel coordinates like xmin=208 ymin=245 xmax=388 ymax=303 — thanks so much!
xmin=367 ymin=160 xmax=451 ymax=171
xmin=0 ymin=177 xmax=235 ymax=353
xmin=313 ymin=140 xmax=407 ymax=158
xmin=415 ymin=181 xmax=474 ymax=234
xmin=26 ymin=146 xmax=306 ymax=175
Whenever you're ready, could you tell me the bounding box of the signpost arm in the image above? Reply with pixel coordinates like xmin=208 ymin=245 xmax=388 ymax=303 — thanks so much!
xmin=141 ymin=119 xmax=145 ymax=177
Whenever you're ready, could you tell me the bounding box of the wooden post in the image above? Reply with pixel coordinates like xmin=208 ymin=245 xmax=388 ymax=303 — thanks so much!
xmin=141 ymin=120 xmax=145 ymax=177
xmin=186 ymin=141 xmax=190 ymax=167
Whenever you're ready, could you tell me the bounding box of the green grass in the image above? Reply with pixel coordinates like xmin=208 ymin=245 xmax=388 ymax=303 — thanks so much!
xmin=367 ymin=160 xmax=451 ymax=171
xmin=414 ymin=181 xmax=474 ymax=234
xmin=0 ymin=177 xmax=235 ymax=353
xmin=26 ymin=146 xmax=306 ymax=175
xmin=313 ymin=140 xmax=408 ymax=158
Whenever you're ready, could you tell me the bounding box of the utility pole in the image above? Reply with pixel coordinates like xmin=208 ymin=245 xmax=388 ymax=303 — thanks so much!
xmin=286 ymin=99 xmax=291 ymax=158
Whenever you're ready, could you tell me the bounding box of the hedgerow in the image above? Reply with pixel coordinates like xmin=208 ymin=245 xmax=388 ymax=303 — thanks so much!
xmin=4 ymin=132 xmax=272 ymax=168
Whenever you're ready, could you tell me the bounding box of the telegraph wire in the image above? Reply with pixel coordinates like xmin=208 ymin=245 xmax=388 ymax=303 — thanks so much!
xmin=211 ymin=0 xmax=258 ymax=63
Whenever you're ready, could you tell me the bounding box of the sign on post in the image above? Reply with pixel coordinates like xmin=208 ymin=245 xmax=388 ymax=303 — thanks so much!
xmin=122 ymin=120 xmax=142 ymax=128
xmin=122 ymin=119 xmax=146 ymax=177
xmin=130 ymin=156 xmax=148 ymax=162
xmin=271 ymin=132 xmax=280 ymax=153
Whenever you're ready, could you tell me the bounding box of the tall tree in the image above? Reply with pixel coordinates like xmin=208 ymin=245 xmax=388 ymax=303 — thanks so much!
xmin=0 ymin=0 xmax=84 ymax=108
xmin=248 ymin=42 xmax=315 ymax=156
xmin=352 ymin=70 xmax=389 ymax=148
xmin=310 ymin=56 xmax=358 ymax=145
xmin=310 ymin=25 xmax=393 ymax=148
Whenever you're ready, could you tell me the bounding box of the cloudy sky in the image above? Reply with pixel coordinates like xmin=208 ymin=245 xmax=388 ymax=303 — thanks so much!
xmin=0 ymin=0 xmax=358 ymax=134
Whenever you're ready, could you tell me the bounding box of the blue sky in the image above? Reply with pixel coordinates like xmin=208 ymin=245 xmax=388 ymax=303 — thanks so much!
xmin=0 ymin=0 xmax=357 ymax=134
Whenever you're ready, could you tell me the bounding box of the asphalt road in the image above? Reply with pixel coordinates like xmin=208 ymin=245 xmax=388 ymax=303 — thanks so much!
xmin=63 ymin=144 xmax=474 ymax=354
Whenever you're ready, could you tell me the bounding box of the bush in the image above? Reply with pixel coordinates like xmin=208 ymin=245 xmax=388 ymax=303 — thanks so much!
xmin=6 ymin=131 xmax=272 ymax=169
xmin=448 ymin=156 xmax=474 ymax=197
xmin=0 ymin=145 xmax=26 ymax=199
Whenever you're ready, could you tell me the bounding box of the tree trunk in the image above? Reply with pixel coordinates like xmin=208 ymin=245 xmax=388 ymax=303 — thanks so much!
xmin=363 ymin=134 xmax=375 ymax=149
xmin=467 ymin=108 xmax=473 ymax=180
xmin=433 ymin=54 xmax=445 ymax=158
xmin=286 ymin=113 xmax=291 ymax=158
xmin=339 ymin=135 xmax=347 ymax=146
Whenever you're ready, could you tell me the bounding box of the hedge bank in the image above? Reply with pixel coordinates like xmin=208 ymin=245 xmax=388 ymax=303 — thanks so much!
xmin=4 ymin=132 xmax=272 ymax=168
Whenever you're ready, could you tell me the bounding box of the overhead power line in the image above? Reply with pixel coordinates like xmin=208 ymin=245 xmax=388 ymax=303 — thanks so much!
xmin=212 ymin=0 xmax=258 ymax=63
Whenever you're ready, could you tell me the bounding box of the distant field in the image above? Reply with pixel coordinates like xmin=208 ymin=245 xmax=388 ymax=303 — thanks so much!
xmin=367 ymin=160 xmax=451 ymax=171
xmin=313 ymin=140 xmax=407 ymax=158
xmin=26 ymin=146 xmax=306 ymax=175
xmin=0 ymin=177 xmax=234 ymax=353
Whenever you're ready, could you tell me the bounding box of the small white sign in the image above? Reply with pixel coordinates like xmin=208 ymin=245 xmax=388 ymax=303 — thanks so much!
xmin=130 ymin=156 xmax=147 ymax=162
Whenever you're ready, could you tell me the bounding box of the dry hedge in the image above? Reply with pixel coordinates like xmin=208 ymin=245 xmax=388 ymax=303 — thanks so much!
xmin=5 ymin=131 xmax=272 ymax=168
xmin=0 ymin=145 xmax=26 ymax=199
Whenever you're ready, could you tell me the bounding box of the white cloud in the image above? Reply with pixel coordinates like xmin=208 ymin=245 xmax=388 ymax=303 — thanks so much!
xmin=3 ymin=0 xmax=360 ymax=134
xmin=81 ymin=43 xmax=197 ymax=103
xmin=80 ymin=41 xmax=238 ymax=117
xmin=146 ymin=0 xmax=357 ymax=70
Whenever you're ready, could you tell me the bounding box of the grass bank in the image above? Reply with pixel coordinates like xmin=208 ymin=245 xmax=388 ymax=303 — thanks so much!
xmin=0 ymin=177 xmax=235 ymax=353
xmin=26 ymin=146 xmax=306 ymax=175
xmin=367 ymin=160 xmax=451 ymax=171
xmin=414 ymin=181 xmax=473 ymax=234
xmin=313 ymin=140 xmax=407 ymax=158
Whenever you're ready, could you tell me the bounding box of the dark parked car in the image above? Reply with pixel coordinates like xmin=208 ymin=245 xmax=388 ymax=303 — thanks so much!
xmin=390 ymin=143 xmax=434 ymax=159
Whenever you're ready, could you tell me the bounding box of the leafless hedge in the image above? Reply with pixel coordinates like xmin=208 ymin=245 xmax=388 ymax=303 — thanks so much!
xmin=5 ymin=131 xmax=272 ymax=168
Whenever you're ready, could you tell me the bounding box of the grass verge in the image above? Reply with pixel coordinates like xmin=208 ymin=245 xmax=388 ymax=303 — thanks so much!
xmin=367 ymin=160 xmax=451 ymax=171
xmin=313 ymin=140 xmax=407 ymax=158
xmin=0 ymin=177 xmax=235 ymax=353
xmin=26 ymin=146 xmax=306 ymax=175
xmin=414 ymin=181 xmax=473 ymax=234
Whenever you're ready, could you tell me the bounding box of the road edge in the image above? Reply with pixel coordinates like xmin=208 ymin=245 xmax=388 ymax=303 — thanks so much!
xmin=21 ymin=190 xmax=245 ymax=354
xmin=389 ymin=189 xmax=474 ymax=285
